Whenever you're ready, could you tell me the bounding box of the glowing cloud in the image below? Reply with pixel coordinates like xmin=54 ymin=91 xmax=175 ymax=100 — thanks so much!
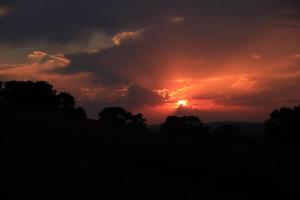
xmin=112 ymin=29 xmax=145 ymax=46
xmin=28 ymin=51 xmax=71 ymax=69
xmin=0 ymin=51 xmax=73 ymax=82
xmin=80 ymin=86 xmax=106 ymax=100
xmin=0 ymin=51 xmax=97 ymax=109
xmin=231 ymin=77 xmax=257 ymax=91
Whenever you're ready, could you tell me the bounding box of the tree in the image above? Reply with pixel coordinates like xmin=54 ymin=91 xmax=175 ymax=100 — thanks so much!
xmin=57 ymin=92 xmax=76 ymax=112
xmin=98 ymin=107 xmax=146 ymax=130
xmin=2 ymin=81 xmax=57 ymax=107
xmin=75 ymin=106 xmax=87 ymax=119
xmin=131 ymin=113 xmax=146 ymax=129
xmin=160 ymin=116 xmax=210 ymax=137
xmin=265 ymin=106 xmax=300 ymax=143
xmin=0 ymin=81 xmax=86 ymax=118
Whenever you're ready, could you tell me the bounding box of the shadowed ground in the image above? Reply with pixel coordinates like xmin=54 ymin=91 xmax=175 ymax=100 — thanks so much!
xmin=1 ymin=106 xmax=300 ymax=199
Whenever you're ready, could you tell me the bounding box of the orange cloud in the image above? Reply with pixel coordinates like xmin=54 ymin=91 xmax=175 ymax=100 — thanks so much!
xmin=28 ymin=51 xmax=71 ymax=69
xmin=0 ymin=51 xmax=94 ymax=101
xmin=112 ymin=29 xmax=145 ymax=46
xmin=154 ymin=87 xmax=191 ymax=101
xmin=231 ymin=77 xmax=257 ymax=91
xmin=79 ymin=86 xmax=106 ymax=100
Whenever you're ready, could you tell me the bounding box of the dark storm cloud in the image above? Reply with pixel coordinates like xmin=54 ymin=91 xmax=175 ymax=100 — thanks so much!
xmin=110 ymin=85 xmax=163 ymax=109
xmin=218 ymin=96 xmax=270 ymax=107
xmin=81 ymin=84 xmax=164 ymax=118
xmin=0 ymin=0 xmax=297 ymax=45
xmin=59 ymin=40 xmax=171 ymax=85
xmin=0 ymin=0 xmax=178 ymax=44
xmin=42 ymin=0 xmax=300 ymax=80
xmin=196 ymin=93 xmax=272 ymax=107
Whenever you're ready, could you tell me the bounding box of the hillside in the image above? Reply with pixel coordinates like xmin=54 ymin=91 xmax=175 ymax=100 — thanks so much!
xmin=1 ymin=106 xmax=300 ymax=199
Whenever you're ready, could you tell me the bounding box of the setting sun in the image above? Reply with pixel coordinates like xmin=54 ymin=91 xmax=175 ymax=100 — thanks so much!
xmin=176 ymin=100 xmax=189 ymax=107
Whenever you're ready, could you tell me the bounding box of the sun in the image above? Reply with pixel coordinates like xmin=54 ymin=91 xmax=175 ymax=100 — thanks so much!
xmin=176 ymin=100 xmax=189 ymax=107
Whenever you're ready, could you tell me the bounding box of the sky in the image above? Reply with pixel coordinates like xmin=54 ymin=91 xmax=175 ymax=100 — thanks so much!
xmin=0 ymin=0 xmax=300 ymax=124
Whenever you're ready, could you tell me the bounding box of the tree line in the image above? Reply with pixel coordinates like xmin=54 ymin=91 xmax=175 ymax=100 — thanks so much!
xmin=1 ymin=80 xmax=299 ymax=144
xmin=0 ymin=80 xmax=86 ymax=118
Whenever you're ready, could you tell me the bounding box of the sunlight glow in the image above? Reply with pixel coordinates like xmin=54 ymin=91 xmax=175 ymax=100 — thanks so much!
xmin=176 ymin=100 xmax=189 ymax=107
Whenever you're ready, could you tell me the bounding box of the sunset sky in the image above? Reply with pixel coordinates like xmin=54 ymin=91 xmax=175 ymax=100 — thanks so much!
xmin=0 ymin=0 xmax=300 ymax=123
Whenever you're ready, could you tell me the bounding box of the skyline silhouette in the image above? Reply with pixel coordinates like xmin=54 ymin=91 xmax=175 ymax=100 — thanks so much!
xmin=0 ymin=80 xmax=299 ymax=197
xmin=1 ymin=1 xmax=300 ymax=197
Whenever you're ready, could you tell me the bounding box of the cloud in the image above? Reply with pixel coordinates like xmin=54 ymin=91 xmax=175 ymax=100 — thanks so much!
xmin=231 ymin=77 xmax=257 ymax=91
xmin=0 ymin=51 xmax=71 ymax=74
xmin=105 ymin=84 xmax=164 ymax=110
xmin=0 ymin=1 xmax=178 ymax=44
xmin=213 ymin=94 xmax=271 ymax=107
xmin=0 ymin=0 xmax=297 ymax=45
xmin=27 ymin=51 xmax=71 ymax=69
xmin=78 ymin=84 xmax=165 ymax=119
xmin=112 ymin=29 xmax=145 ymax=46
xmin=0 ymin=50 xmax=164 ymax=115
xmin=0 ymin=51 xmax=82 ymax=93
xmin=53 ymin=23 xmax=300 ymax=121
xmin=80 ymin=86 xmax=105 ymax=100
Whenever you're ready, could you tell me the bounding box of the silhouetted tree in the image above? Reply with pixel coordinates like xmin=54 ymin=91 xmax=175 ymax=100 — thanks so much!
xmin=130 ymin=113 xmax=146 ymax=129
xmin=2 ymin=81 xmax=57 ymax=107
xmin=75 ymin=106 xmax=87 ymax=119
xmin=160 ymin=116 xmax=210 ymax=137
xmin=0 ymin=81 xmax=3 ymax=100
xmin=98 ymin=107 xmax=146 ymax=130
xmin=265 ymin=106 xmax=300 ymax=143
xmin=57 ymin=92 xmax=76 ymax=112
xmin=214 ymin=124 xmax=241 ymax=142
xmin=0 ymin=80 xmax=86 ymax=118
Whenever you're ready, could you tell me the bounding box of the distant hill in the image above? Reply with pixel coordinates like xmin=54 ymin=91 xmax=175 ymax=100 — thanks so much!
xmin=149 ymin=121 xmax=265 ymax=136
xmin=148 ymin=124 xmax=161 ymax=132
xmin=208 ymin=121 xmax=265 ymax=136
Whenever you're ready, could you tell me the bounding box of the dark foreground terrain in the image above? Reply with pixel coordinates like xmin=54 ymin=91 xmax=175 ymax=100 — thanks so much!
xmin=1 ymin=107 xmax=300 ymax=199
